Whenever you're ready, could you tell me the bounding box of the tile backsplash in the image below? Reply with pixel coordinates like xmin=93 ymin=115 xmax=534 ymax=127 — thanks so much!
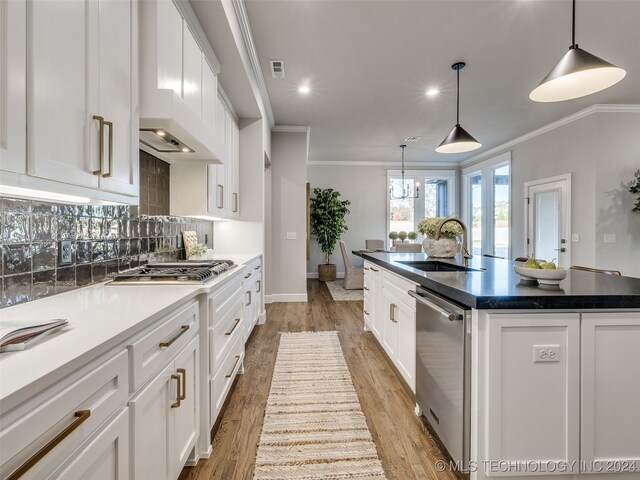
xmin=0 ymin=197 xmax=213 ymax=308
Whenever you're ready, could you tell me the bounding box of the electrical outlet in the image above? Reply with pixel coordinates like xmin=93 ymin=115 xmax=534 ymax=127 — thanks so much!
xmin=286 ymin=232 xmax=297 ymax=240
xmin=59 ymin=240 xmax=72 ymax=265
xmin=533 ymin=344 xmax=561 ymax=363
xmin=571 ymin=234 xmax=580 ymax=242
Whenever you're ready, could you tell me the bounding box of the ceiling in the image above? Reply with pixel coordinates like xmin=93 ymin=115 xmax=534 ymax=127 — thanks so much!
xmin=243 ymin=0 xmax=640 ymax=165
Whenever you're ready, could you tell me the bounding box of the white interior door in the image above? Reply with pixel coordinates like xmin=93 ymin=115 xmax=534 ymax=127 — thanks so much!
xmin=525 ymin=175 xmax=571 ymax=267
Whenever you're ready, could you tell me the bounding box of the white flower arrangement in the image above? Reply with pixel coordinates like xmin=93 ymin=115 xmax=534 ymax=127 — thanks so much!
xmin=417 ymin=217 xmax=463 ymax=239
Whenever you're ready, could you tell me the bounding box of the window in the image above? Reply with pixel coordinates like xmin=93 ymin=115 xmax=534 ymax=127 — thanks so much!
xmin=463 ymin=153 xmax=511 ymax=258
xmin=387 ymin=170 xmax=456 ymax=243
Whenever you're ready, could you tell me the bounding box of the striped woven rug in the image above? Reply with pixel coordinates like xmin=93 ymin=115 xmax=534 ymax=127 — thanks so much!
xmin=254 ymin=331 xmax=387 ymax=480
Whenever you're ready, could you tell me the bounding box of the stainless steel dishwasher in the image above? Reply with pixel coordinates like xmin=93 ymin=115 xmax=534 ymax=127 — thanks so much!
xmin=409 ymin=286 xmax=471 ymax=470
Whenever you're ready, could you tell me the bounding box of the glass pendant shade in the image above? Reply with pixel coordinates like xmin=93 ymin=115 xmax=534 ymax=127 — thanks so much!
xmin=530 ymin=46 xmax=626 ymax=102
xmin=435 ymin=124 xmax=481 ymax=154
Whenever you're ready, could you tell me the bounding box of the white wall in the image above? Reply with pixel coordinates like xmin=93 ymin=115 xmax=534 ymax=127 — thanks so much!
xmin=268 ymin=131 xmax=309 ymax=301
xmin=468 ymin=108 xmax=640 ymax=277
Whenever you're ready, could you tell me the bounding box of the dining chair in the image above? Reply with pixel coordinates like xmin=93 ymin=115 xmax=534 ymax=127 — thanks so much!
xmin=339 ymin=241 xmax=364 ymax=289
xmin=365 ymin=239 xmax=385 ymax=250
xmin=395 ymin=243 xmax=422 ymax=253
xmin=570 ymin=265 xmax=622 ymax=276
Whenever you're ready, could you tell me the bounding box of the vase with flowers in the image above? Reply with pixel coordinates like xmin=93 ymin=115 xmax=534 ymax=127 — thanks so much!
xmin=417 ymin=217 xmax=463 ymax=258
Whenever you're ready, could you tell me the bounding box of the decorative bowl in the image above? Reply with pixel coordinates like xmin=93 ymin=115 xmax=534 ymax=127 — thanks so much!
xmin=514 ymin=265 xmax=568 ymax=285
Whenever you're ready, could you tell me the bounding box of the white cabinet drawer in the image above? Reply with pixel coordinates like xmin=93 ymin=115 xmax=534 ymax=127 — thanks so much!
xmin=382 ymin=271 xmax=416 ymax=309
xmin=0 ymin=350 xmax=128 ymax=480
xmin=208 ymin=274 xmax=243 ymax=329
xmin=52 ymin=407 xmax=129 ymax=480
xmin=242 ymin=258 xmax=262 ymax=284
xmin=128 ymin=301 xmax=199 ymax=391
xmin=210 ymin=334 xmax=243 ymax=425
xmin=209 ymin=297 xmax=243 ymax=378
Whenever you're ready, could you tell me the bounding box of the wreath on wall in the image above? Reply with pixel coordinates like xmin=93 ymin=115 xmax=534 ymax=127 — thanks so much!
xmin=630 ymin=170 xmax=640 ymax=213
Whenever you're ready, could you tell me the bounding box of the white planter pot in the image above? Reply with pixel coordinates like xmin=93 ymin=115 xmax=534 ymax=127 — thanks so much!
xmin=422 ymin=237 xmax=458 ymax=258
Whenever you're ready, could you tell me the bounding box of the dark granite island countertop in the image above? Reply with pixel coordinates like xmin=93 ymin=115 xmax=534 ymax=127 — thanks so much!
xmin=359 ymin=252 xmax=640 ymax=309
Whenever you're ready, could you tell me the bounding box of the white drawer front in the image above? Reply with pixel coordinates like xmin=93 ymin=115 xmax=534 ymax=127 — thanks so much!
xmin=382 ymin=271 xmax=416 ymax=309
xmin=210 ymin=335 xmax=243 ymax=425
xmin=128 ymin=301 xmax=199 ymax=391
xmin=0 ymin=350 xmax=128 ymax=480
xmin=209 ymin=298 xmax=243 ymax=378
xmin=208 ymin=275 xmax=243 ymax=329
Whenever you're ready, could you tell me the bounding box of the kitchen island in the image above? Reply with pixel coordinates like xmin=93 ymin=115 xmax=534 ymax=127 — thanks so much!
xmin=359 ymin=252 xmax=640 ymax=480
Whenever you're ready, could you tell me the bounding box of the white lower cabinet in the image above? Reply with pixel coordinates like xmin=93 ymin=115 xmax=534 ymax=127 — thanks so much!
xmin=364 ymin=262 xmax=416 ymax=393
xmin=580 ymin=312 xmax=640 ymax=469
xmin=53 ymin=408 xmax=130 ymax=480
xmin=130 ymin=335 xmax=199 ymax=480
xmin=242 ymin=257 xmax=263 ymax=342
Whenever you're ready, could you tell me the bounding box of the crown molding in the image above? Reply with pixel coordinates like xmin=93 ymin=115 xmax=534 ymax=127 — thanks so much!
xmin=230 ymin=0 xmax=275 ymax=127
xmin=272 ymin=126 xmax=311 ymax=133
xmin=307 ymin=160 xmax=459 ymax=168
xmin=459 ymin=104 xmax=640 ymax=168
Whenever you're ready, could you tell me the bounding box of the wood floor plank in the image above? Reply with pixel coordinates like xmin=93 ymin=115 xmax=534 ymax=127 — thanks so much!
xmin=179 ymin=279 xmax=462 ymax=480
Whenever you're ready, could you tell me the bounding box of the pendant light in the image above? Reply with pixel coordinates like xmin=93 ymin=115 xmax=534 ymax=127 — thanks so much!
xmin=530 ymin=0 xmax=626 ymax=102
xmin=390 ymin=145 xmax=419 ymax=200
xmin=436 ymin=62 xmax=481 ymax=154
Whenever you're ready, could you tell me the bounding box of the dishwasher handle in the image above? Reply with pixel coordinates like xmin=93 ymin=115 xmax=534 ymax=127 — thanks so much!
xmin=408 ymin=290 xmax=463 ymax=321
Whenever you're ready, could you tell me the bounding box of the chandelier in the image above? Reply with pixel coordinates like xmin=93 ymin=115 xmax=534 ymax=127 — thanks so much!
xmin=390 ymin=145 xmax=419 ymax=200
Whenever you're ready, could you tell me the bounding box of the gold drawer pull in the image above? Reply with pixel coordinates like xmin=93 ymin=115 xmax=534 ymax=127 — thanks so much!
xmin=103 ymin=120 xmax=113 ymax=178
xmin=371 ymin=267 xmax=379 ymax=272
xmin=225 ymin=318 xmax=241 ymax=336
xmin=256 ymin=280 xmax=261 ymax=293
xmin=254 ymin=266 xmax=260 ymax=270
xmin=177 ymin=368 xmax=186 ymax=401
xmin=232 ymin=192 xmax=238 ymax=213
xmin=245 ymin=290 xmax=252 ymax=306
xmin=225 ymin=355 xmax=241 ymax=378
xmin=7 ymin=410 xmax=91 ymax=480
xmin=390 ymin=303 xmax=397 ymax=323
xmin=171 ymin=373 xmax=181 ymax=408
xmin=244 ymin=273 xmax=251 ymax=279
xmin=216 ymin=184 xmax=224 ymax=209
xmin=159 ymin=325 xmax=189 ymax=348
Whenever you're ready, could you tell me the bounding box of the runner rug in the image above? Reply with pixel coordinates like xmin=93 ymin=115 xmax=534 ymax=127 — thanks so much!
xmin=253 ymin=331 xmax=387 ymax=479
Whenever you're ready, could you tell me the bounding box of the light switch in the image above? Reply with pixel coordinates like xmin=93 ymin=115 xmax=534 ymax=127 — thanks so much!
xmin=286 ymin=232 xmax=297 ymax=240
xmin=533 ymin=344 xmax=561 ymax=363
xmin=604 ymin=234 xmax=616 ymax=244
xmin=571 ymin=234 xmax=580 ymax=242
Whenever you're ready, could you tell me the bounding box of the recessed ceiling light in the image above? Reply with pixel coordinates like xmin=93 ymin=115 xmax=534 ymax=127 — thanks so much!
xmin=298 ymin=85 xmax=311 ymax=94
xmin=182 ymin=147 xmax=191 ymax=153
xmin=425 ymin=88 xmax=440 ymax=97
xmin=156 ymin=130 xmax=166 ymax=137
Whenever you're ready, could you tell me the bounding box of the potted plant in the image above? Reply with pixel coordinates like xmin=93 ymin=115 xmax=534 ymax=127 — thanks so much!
xmin=187 ymin=243 xmax=207 ymax=261
xmin=417 ymin=217 xmax=463 ymax=258
xmin=398 ymin=231 xmax=408 ymax=243
xmin=407 ymin=231 xmax=418 ymax=243
xmin=388 ymin=231 xmax=399 ymax=248
xmin=310 ymin=188 xmax=351 ymax=281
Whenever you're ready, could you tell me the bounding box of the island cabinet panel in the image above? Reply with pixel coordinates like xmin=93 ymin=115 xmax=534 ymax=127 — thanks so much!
xmin=484 ymin=313 xmax=580 ymax=476
xmin=580 ymin=313 xmax=640 ymax=468
xmin=363 ymin=262 xmax=382 ymax=338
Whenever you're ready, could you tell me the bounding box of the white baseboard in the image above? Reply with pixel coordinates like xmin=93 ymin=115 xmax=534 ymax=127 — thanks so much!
xmin=307 ymin=271 xmax=345 ymax=279
xmin=258 ymin=311 xmax=266 ymax=324
xmin=265 ymin=293 xmax=308 ymax=303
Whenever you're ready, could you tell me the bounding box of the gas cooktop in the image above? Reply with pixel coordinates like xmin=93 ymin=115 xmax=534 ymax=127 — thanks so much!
xmin=110 ymin=260 xmax=236 ymax=285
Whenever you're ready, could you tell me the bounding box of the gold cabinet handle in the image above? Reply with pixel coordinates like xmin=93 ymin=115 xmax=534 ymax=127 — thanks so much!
xmin=364 ymin=310 xmax=369 ymax=316
xmin=171 ymin=374 xmax=181 ymax=408
xmin=364 ymin=286 xmax=369 ymax=291
xmin=225 ymin=318 xmax=241 ymax=336
xmin=225 ymin=355 xmax=241 ymax=378
xmin=364 ymin=267 xmax=370 ymax=271
xmin=256 ymin=280 xmax=261 ymax=293
xmin=177 ymin=368 xmax=186 ymax=401
xmin=216 ymin=184 xmax=224 ymax=209
xmin=103 ymin=120 xmax=113 ymax=178
xmin=93 ymin=115 xmax=105 ymax=175
xmin=254 ymin=266 xmax=260 ymax=270
xmin=390 ymin=303 xmax=397 ymax=323
xmin=245 ymin=290 xmax=252 ymax=306
xmin=159 ymin=325 xmax=189 ymax=348
xmin=7 ymin=410 xmax=91 ymax=480
xmin=371 ymin=267 xmax=379 ymax=272
xmin=244 ymin=273 xmax=251 ymax=279
xmin=232 ymin=192 xmax=238 ymax=213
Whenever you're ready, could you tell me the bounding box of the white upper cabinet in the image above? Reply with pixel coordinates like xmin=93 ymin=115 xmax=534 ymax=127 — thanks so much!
xmin=182 ymin=25 xmax=202 ymax=118
xmin=0 ymin=0 xmax=138 ymax=203
xmin=0 ymin=0 xmax=27 ymax=175
xmin=155 ymin=0 xmax=183 ymax=96
xmin=201 ymin=60 xmax=217 ymax=131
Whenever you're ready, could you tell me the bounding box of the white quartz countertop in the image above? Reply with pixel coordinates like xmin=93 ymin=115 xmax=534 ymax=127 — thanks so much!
xmin=0 ymin=253 xmax=261 ymax=413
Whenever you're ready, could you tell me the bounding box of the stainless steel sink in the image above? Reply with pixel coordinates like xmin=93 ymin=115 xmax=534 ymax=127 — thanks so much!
xmin=395 ymin=260 xmax=482 ymax=272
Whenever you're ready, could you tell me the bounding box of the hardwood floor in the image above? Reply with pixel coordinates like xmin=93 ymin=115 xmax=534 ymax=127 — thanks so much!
xmin=179 ymin=279 xmax=461 ymax=480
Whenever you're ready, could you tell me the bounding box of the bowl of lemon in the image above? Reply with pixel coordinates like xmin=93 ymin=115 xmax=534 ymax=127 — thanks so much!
xmin=514 ymin=258 xmax=567 ymax=286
